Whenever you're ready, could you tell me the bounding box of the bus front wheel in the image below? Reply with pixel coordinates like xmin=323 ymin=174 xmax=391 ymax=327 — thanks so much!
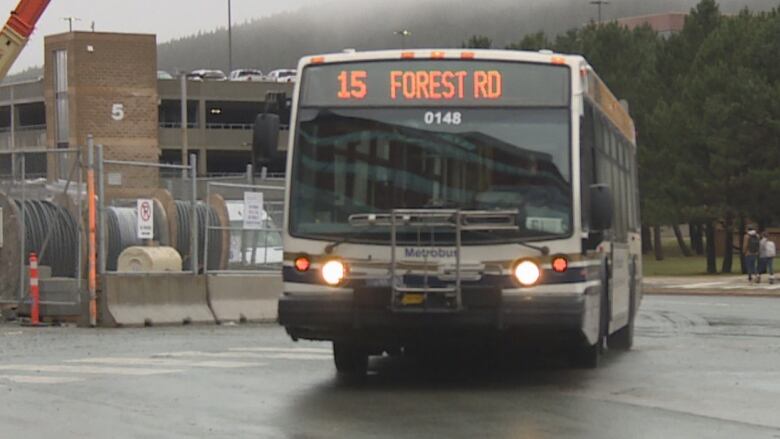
xmin=569 ymin=339 xmax=600 ymax=369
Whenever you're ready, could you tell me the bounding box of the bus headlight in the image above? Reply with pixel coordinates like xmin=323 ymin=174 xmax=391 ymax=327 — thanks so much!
xmin=321 ymin=260 xmax=347 ymax=285
xmin=513 ymin=260 xmax=541 ymax=286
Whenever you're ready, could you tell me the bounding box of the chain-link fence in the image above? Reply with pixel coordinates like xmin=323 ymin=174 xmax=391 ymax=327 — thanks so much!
xmin=98 ymin=150 xmax=199 ymax=274
xmin=0 ymin=148 xmax=85 ymax=308
xmin=204 ymin=181 xmax=284 ymax=273
xmin=1 ymin=140 xmax=288 ymax=323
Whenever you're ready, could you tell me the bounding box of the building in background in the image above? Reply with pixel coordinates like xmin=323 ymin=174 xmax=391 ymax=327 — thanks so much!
xmin=0 ymin=31 xmax=292 ymax=180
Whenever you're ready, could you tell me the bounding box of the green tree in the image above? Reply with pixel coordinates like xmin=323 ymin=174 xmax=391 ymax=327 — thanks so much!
xmin=506 ymin=31 xmax=550 ymax=50
xmin=462 ymin=35 xmax=493 ymax=49
xmin=682 ymin=9 xmax=780 ymax=273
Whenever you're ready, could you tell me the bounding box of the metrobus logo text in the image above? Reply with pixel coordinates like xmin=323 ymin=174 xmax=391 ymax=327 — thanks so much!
xmin=403 ymin=248 xmax=459 ymax=259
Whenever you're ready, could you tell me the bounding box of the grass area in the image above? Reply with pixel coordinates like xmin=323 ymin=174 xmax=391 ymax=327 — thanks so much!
xmin=642 ymin=238 xmax=725 ymax=277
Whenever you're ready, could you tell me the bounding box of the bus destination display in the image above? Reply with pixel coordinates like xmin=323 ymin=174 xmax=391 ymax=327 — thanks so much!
xmin=301 ymin=60 xmax=570 ymax=107
xmin=338 ymin=69 xmax=502 ymax=101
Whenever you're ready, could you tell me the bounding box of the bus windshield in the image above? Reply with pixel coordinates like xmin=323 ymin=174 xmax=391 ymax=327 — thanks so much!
xmin=290 ymin=106 xmax=572 ymax=244
xmin=290 ymin=60 xmax=572 ymax=244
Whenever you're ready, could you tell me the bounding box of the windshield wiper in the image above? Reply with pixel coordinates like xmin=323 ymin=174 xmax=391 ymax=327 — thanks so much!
xmin=517 ymin=240 xmax=551 ymax=255
xmin=462 ymin=228 xmax=550 ymax=255
xmin=323 ymin=232 xmax=549 ymax=255
xmin=323 ymin=226 xmax=378 ymax=254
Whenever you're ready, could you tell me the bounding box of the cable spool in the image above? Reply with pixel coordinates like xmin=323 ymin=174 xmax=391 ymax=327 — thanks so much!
xmin=14 ymin=199 xmax=80 ymax=278
xmin=174 ymin=200 xmax=223 ymax=271
xmin=0 ymin=192 xmax=85 ymax=303
xmin=105 ymin=199 xmax=170 ymax=271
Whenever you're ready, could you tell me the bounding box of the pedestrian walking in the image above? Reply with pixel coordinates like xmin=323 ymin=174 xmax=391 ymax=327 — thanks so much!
xmin=758 ymin=231 xmax=776 ymax=284
xmin=743 ymin=227 xmax=760 ymax=283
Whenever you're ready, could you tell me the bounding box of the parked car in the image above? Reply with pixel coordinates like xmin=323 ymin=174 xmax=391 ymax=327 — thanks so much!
xmin=186 ymin=69 xmax=227 ymax=81
xmin=229 ymin=69 xmax=265 ymax=81
xmin=157 ymin=70 xmax=174 ymax=80
xmin=266 ymin=69 xmax=297 ymax=83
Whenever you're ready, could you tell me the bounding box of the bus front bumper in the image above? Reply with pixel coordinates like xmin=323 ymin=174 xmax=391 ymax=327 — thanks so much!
xmin=278 ymin=283 xmax=600 ymax=343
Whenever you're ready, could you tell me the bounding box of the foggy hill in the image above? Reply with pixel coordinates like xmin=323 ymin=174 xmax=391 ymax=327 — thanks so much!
xmin=157 ymin=0 xmax=778 ymax=73
xmin=5 ymin=0 xmax=776 ymax=83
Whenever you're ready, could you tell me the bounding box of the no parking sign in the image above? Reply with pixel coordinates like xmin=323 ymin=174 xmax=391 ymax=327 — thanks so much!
xmin=137 ymin=199 xmax=154 ymax=239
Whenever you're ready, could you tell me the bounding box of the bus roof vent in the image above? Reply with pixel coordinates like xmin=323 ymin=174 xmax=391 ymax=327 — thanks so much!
xmin=342 ymin=48 xmax=357 ymax=54
xmin=538 ymin=49 xmax=554 ymax=55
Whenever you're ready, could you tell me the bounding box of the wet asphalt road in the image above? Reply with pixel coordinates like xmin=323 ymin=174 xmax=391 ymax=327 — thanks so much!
xmin=1 ymin=295 xmax=779 ymax=439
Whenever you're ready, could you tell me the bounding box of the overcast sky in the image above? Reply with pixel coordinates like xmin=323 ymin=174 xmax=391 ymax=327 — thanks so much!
xmin=3 ymin=0 xmax=316 ymax=74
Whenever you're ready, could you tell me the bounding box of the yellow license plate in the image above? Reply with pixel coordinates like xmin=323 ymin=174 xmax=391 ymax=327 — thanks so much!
xmin=401 ymin=293 xmax=425 ymax=306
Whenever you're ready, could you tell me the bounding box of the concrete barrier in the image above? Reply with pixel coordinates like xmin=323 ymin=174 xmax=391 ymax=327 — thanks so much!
xmin=101 ymin=273 xmax=215 ymax=326
xmin=206 ymin=272 xmax=281 ymax=323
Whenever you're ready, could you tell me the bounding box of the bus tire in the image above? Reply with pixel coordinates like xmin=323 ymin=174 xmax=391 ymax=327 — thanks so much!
xmin=569 ymin=339 xmax=600 ymax=369
xmin=608 ymin=257 xmax=636 ymax=351
xmin=333 ymin=342 xmax=368 ymax=379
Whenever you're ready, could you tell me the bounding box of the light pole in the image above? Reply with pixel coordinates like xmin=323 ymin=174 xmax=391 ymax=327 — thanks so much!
xmin=63 ymin=16 xmax=80 ymax=32
xmin=394 ymin=30 xmax=411 ymax=49
xmin=589 ymin=0 xmax=610 ymax=24
xmin=227 ymin=0 xmax=233 ymax=74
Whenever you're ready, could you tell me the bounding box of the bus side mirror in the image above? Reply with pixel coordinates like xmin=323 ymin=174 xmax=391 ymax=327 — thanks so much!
xmin=589 ymin=184 xmax=613 ymax=231
xmin=252 ymin=113 xmax=280 ymax=167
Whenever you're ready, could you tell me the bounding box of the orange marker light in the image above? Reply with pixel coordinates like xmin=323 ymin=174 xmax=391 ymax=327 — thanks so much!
xmin=551 ymin=56 xmax=566 ymax=65
xmin=552 ymin=256 xmax=568 ymax=273
xmin=401 ymin=52 xmax=415 ymax=59
xmin=294 ymin=256 xmax=311 ymax=272
xmin=310 ymin=56 xmax=325 ymax=64
xmin=460 ymin=51 xmax=475 ymax=59
xmin=431 ymin=51 xmax=446 ymax=59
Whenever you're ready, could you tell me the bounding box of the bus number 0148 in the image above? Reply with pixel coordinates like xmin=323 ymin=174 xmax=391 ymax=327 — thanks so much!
xmin=424 ymin=111 xmax=462 ymax=125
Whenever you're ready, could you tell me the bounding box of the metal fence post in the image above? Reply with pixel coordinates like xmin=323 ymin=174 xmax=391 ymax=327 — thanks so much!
xmin=87 ymin=136 xmax=97 ymax=326
xmin=18 ymin=153 xmax=25 ymax=302
xmin=190 ymin=154 xmax=198 ymax=274
xmin=97 ymin=145 xmax=106 ymax=276
xmin=203 ymin=182 xmax=210 ymax=274
xmin=76 ymin=149 xmax=83 ymax=293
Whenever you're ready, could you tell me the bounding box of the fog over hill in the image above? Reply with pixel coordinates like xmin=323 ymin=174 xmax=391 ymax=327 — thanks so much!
xmin=157 ymin=0 xmax=778 ymax=73
xmin=4 ymin=0 xmax=775 ymax=83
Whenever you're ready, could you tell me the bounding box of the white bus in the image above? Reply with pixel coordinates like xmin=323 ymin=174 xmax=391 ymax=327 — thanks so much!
xmin=255 ymin=49 xmax=642 ymax=377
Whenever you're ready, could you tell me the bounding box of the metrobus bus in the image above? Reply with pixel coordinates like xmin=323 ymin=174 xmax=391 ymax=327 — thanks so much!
xmin=256 ymin=49 xmax=642 ymax=377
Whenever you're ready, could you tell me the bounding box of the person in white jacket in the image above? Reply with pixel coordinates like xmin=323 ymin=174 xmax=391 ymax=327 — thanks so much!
xmin=758 ymin=232 xmax=776 ymax=284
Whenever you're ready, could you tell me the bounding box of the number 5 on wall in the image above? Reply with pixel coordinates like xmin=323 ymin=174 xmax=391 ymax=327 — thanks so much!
xmin=111 ymin=103 xmax=125 ymax=121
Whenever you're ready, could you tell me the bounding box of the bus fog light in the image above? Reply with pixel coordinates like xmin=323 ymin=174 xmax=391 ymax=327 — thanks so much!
xmin=321 ymin=260 xmax=346 ymax=285
xmin=513 ymin=260 xmax=541 ymax=286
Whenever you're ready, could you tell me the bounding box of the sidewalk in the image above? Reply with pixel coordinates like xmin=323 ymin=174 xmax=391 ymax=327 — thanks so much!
xmin=644 ymin=275 xmax=780 ymax=297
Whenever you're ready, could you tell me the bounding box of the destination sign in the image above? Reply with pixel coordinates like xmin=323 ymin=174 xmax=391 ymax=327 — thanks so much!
xmin=301 ymin=60 xmax=570 ymax=107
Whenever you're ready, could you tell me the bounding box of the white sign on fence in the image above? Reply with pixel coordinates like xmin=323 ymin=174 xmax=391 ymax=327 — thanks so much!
xmin=137 ymin=199 xmax=154 ymax=239
xmin=243 ymin=191 xmax=264 ymax=230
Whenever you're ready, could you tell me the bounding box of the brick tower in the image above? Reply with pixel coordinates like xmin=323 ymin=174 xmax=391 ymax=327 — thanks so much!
xmin=43 ymin=31 xmax=159 ymax=189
